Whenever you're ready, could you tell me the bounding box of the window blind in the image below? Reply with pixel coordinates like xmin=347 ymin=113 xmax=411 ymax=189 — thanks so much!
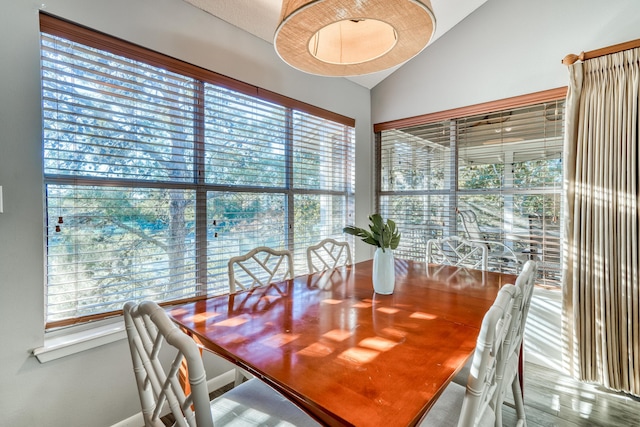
xmin=378 ymin=99 xmax=564 ymax=286
xmin=378 ymin=121 xmax=454 ymax=261
xmin=41 ymin=15 xmax=355 ymax=328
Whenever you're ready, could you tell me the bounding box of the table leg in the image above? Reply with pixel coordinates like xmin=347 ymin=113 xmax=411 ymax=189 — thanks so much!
xmin=518 ymin=342 xmax=524 ymax=397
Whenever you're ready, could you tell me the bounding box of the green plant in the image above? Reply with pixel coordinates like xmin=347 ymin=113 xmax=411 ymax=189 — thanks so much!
xmin=343 ymin=214 xmax=401 ymax=252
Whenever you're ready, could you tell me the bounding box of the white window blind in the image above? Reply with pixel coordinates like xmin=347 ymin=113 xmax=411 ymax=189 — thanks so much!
xmin=41 ymin=15 xmax=354 ymax=328
xmin=378 ymin=100 xmax=564 ymax=286
xmin=378 ymin=121 xmax=454 ymax=261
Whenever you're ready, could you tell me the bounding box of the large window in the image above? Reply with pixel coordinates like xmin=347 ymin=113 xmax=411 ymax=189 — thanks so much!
xmin=376 ymin=93 xmax=565 ymax=286
xmin=40 ymin=15 xmax=355 ymax=328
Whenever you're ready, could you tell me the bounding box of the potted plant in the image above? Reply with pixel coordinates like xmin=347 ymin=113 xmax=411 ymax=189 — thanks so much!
xmin=343 ymin=214 xmax=401 ymax=294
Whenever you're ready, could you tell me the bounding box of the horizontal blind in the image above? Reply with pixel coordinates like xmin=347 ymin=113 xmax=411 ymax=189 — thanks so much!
xmin=42 ymin=34 xmax=196 ymax=182
xmin=378 ymin=99 xmax=565 ymax=286
xmin=379 ymin=121 xmax=454 ymax=261
xmin=291 ymin=111 xmax=355 ymax=273
xmin=46 ymin=185 xmax=198 ymax=321
xmin=207 ymin=191 xmax=288 ymax=289
xmin=204 ymin=105 xmax=355 ymax=277
xmin=205 ymin=86 xmax=287 ymax=187
xmin=42 ymin=33 xmax=201 ymax=325
xmin=292 ymin=111 xmax=355 ymax=192
xmin=41 ymin=17 xmax=355 ymax=328
xmin=457 ymin=101 xmax=564 ymax=283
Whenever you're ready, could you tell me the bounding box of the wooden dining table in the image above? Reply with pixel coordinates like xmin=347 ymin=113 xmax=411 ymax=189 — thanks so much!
xmin=167 ymin=259 xmax=517 ymax=427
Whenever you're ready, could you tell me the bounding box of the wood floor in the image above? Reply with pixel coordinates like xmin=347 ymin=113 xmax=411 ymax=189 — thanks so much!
xmin=501 ymin=362 xmax=640 ymax=426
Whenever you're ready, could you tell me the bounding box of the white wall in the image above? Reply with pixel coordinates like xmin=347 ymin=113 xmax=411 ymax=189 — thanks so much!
xmin=372 ymin=0 xmax=640 ymax=123
xmin=0 ymin=1 xmax=370 ymax=426
xmin=372 ymin=0 xmax=640 ymax=373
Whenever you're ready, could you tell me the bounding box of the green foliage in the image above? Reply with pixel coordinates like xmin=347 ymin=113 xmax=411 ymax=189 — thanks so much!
xmin=343 ymin=214 xmax=401 ymax=252
xmin=42 ymin=33 xmax=358 ymax=324
xmin=459 ymin=163 xmax=503 ymax=189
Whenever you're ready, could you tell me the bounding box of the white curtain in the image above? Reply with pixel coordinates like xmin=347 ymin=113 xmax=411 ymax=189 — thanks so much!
xmin=563 ymin=47 xmax=640 ymax=396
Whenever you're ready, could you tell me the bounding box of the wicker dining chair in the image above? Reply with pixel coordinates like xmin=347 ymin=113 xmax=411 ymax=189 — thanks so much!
xmin=306 ymin=238 xmax=352 ymax=273
xmin=419 ymin=284 xmax=519 ymax=427
xmin=227 ymin=246 xmax=294 ymax=385
xmin=494 ymin=260 xmax=538 ymax=427
xmin=123 ymin=300 xmax=320 ymax=427
xmin=227 ymin=246 xmax=294 ymax=293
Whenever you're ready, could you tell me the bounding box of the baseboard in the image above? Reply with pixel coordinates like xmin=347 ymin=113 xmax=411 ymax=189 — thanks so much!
xmin=206 ymin=369 xmax=237 ymax=393
xmin=111 ymin=411 xmax=143 ymax=427
xmin=111 ymin=369 xmax=236 ymax=427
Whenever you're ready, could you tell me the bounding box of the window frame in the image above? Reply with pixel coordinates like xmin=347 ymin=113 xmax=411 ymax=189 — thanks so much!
xmin=40 ymin=13 xmax=355 ymax=329
xmin=374 ymin=88 xmax=567 ymax=285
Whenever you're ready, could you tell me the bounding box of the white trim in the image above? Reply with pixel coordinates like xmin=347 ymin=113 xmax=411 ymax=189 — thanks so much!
xmin=33 ymin=318 xmax=126 ymax=363
xmin=206 ymin=369 xmax=236 ymax=395
xmin=110 ymin=370 xmax=236 ymax=427
xmin=110 ymin=412 xmax=142 ymax=427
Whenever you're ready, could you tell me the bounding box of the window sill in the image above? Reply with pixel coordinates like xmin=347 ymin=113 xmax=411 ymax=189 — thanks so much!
xmin=33 ymin=318 xmax=126 ymax=363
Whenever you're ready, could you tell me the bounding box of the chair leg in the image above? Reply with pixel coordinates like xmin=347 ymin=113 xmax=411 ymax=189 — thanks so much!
xmin=511 ymin=374 xmax=527 ymax=427
xmin=234 ymin=368 xmax=245 ymax=387
xmin=519 ymin=345 xmax=524 ymax=397
xmin=234 ymin=367 xmax=254 ymax=386
xmin=494 ymin=378 xmax=506 ymax=427
xmin=495 ymin=401 xmax=504 ymax=427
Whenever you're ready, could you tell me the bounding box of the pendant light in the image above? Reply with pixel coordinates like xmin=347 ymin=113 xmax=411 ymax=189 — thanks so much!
xmin=275 ymin=0 xmax=436 ymax=77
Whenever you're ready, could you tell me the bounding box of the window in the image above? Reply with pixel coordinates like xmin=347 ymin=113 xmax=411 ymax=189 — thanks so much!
xmin=40 ymin=14 xmax=355 ymax=328
xmin=376 ymin=92 xmax=565 ymax=286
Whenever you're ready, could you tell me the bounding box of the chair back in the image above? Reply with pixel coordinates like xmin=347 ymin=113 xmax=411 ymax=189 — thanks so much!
xmin=498 ymin=260 xmax=538 ymax=376
xmin=306 ymin=238 xmax=352 ymax=273
xmin=458 ymin=284 xmax=519 ymax=427
xmin=493 ymin=261 xmax=537 ymax=426
xmin=426 ymin=235 xmax=488 ymax=270
xmin=457 ymin=209 xmax=486 ymax=241
xmin=516 ymin=260 xmax=537 ymax=324
xmin=124 ymin=300 xmax=213 ymax=427
xmin=228 ymin=246 xmax=294 ymax=293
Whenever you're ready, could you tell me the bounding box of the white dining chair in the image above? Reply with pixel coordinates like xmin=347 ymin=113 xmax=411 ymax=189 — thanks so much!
xmin=228 ymin=246 xmax=294 ymax=293
xmin=419 ymin=284 xmax=519 ymax=427
xmin=227 ymin=246 xmax=293 ymax=385
xmin=123 ymin=300 xmax=320 ymax=427
xmin=494 ymin=260 xmax=538 ymax=427
xmin=306 ymin=238 xmax=352 ymax=273
xmin=426 ymin=235 xmax=489 ymax=271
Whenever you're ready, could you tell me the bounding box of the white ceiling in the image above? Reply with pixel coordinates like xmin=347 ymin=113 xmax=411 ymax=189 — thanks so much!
xmin=182 ymin=0 xmax=487 ymax=89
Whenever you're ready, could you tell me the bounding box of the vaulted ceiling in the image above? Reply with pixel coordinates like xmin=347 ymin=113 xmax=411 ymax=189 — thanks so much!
xmin=181 ymin=0 xmax=487 ymax=89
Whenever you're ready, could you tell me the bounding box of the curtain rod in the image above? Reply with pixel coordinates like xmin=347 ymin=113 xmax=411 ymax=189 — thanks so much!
xmin=562 ymin=38 xmax=640 ymax=65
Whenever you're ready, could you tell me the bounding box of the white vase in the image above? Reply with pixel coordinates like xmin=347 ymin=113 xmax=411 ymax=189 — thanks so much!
xmin=372 ymin=247 xmax=395 ymax=295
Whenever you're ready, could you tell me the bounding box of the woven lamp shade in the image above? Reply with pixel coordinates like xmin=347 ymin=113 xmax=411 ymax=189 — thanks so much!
xmin=274 ymin=0 xmax=436 ymax=77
